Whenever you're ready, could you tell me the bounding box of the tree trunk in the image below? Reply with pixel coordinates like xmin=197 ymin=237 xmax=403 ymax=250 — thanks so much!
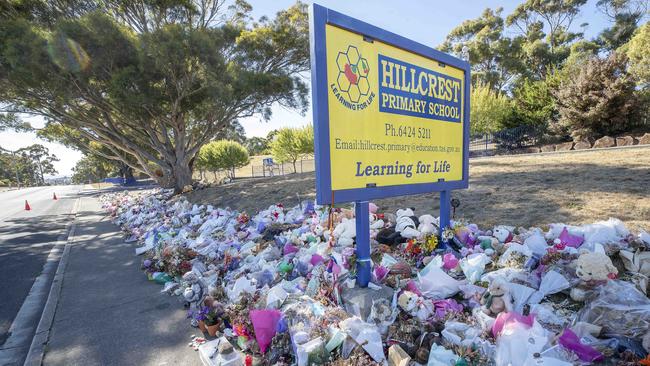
xmin=172 ymin=161 xmax=193 ymax=193
xmin=124 ymin=166 xmax=134 ymax=181
xmin=38 ymin=161 xmax=44 ymax=185
xmin=118 ymin=163 xmax=134 ymax=182
xmin=292 ymin=160 xmax=297 ymax=173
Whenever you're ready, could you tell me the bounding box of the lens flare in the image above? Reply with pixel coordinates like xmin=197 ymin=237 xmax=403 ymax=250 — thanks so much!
xmin=48 ymin=34 xmax=90 ymax=73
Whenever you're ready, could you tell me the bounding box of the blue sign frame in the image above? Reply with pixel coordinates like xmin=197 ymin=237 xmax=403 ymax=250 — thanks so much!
xmin=309 ymin=3 xmax=471 ymax=205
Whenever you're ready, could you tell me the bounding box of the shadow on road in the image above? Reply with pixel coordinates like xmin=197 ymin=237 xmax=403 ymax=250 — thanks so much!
xmin=0 ymin=214 xmax=74 ymax=345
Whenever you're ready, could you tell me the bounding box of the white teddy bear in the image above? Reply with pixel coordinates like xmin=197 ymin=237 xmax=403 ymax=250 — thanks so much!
xmin=394 ymin=209 xmax=421 ymax=239
xmin=332 ymin=218 xmax=356 ymax=247
xmin=418 ymin=214 xmax=437 ymax=236
xmin=370 ymin=214 xmax=385 ymax=230
xmin=396 ymin=216 xmax=420 ymax=239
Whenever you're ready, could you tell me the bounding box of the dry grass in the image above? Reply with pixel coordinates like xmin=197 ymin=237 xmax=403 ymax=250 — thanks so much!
xmin=185 ymin=146 xmax=650 ymax=231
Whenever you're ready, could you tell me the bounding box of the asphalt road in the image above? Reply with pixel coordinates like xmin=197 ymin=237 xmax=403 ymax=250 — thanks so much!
xmin=0 ymin=185 xmax=81 ymax=351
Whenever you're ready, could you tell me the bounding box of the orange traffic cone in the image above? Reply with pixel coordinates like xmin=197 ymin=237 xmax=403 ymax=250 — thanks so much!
xmin=53 ymin=192 xmax=58 ymax=200
xmin=25 ymin=200 xmax=31 ymax=210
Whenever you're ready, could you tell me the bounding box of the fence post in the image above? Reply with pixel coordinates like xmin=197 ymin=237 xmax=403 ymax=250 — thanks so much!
xmin=300 ymin=160 xmax=303 ymax=173
xmin=251 ymin=165 xmax=254 ymax=178
xmin=485 ymin=134 xmax=488 ymax=152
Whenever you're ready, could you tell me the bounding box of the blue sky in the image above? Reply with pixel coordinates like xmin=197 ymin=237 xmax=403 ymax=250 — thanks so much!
xmin=239 ymin=0 xmax=610 ymax=138
xmin=0 ymin=0 xmax=611 ymax=176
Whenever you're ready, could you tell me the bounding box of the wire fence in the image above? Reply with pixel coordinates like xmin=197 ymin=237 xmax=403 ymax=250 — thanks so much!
xmin=469 ymin=125 xmax=548 ymax=157
xmin=250 ymin=159 xmax=315 ymax=177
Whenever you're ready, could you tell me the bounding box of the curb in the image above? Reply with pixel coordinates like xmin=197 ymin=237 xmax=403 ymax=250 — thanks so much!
xmin=22 ymin=196 xmax=82 ymax=366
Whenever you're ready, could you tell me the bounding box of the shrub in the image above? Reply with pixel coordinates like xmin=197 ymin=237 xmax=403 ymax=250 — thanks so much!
xmin=197 ymin=140 xmax=249 ymax=180
xmin=470 ymin=84 xmax=514 ymax=134
xmin=552 ymin=53 xmax=641 ymax=139
xmin=270 ymin=125 xmax=313 ymax=172
xmin=509 ymin=68 xmax=565 ymax=129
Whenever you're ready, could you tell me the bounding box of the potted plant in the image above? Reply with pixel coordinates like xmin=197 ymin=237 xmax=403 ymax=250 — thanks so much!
xmin=204 ymin=306 xmax=221 ymax=337
xmin=189 ymin=307 xmax=209 ymax=333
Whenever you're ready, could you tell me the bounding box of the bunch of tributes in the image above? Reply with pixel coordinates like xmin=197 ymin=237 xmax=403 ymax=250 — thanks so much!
xmin=101 ymin=189 xmax=650 ymax=366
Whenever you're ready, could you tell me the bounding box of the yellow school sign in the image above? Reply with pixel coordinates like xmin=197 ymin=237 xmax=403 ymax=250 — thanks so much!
xmin=311 ymin=4 xmax=470 ymax=204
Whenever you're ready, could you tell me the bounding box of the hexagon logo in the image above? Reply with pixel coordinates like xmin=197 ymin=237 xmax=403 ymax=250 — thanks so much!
xmin=331 ymin=45 xmax=374 ymax=110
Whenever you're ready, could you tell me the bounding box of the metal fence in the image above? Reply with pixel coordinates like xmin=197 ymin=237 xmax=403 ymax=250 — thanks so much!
xmin=469 ymin=125 xmax=547 ymax=157
xmin=250 ymin=159 xmax=316 ymax=177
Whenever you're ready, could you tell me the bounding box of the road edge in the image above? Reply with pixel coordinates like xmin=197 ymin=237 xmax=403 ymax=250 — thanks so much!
xmin=22 ymin=195 xmax=82 ymax=366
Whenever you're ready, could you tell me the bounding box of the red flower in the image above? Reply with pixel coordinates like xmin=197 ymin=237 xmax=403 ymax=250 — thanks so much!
xmin=405 ymin=240 xmax=421 ymax=256
xmin=179 ymin=260 xmax=192 ymax=274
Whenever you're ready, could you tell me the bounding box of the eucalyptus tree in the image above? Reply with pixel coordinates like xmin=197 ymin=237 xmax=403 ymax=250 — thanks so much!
xmin=440 ymin=8 xmax=525 ymax=91
xmin=506 ymin=0 xmax=589 ymax=78
xmin=0 ymin=1 xmax=310 ymax=192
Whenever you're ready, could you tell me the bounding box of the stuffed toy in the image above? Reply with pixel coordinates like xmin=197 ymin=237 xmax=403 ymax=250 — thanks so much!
xmin=477 ymin=235 xmax=499 ymax=252
xmin=481 ymin=278 xmax=513 ymax=316
xmin=332 ymin=218 xmax=355 ymax=247
xmin=570 ymin=250 xmax=618 ymax=301
xmin=370 ymin=214 xmax=385 ymax=230
xmin=397 ymin=208 xmax=414 ymax=218
xmin=183 ymin=271 xmax=207 ymax=326
xmin=413 ymin=331 xmax=442 ymax=364
xmin=455 ymin=226 xmax=477 ymax=246
xmin=398 ymin=291 xmax=419 ymax=316
xmin=397 ymin=290 xmax=434 ymax=322
xmin=396 ymin=216 xmax=420 ymax=239
xmin=377 ymin=209 xmax=421 ymax=245
xmin=324 ymin=208 xmax=354 ymax=229
xmin=417 ymin=214 xmax=437 ymax=236
xmin=493 ymin=226 xmax=514 ymax=244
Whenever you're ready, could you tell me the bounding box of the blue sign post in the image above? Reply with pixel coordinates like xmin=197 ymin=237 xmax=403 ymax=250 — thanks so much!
xmin=355 ymin=201 xmax=371 ymax=287
xmin=309 ymin=4 xmax=470 ymax=288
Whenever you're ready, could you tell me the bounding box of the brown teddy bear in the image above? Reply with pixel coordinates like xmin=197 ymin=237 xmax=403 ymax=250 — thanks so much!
xmin=481 ymin=278 xmax=513 ymax=316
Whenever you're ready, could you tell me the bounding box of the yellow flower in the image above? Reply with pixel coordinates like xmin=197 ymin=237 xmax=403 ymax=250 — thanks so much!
xmin=423 ymin=235 xmax=439 ymax=253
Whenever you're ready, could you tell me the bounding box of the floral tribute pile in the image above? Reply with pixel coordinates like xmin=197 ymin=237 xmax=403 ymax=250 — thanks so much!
xmin=102 ymin=188 xmax=650 ymax=366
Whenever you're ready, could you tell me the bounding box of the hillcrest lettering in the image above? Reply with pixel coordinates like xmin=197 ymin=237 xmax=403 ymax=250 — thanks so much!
xmin=378 ymin=54 xmax=462 ymax=122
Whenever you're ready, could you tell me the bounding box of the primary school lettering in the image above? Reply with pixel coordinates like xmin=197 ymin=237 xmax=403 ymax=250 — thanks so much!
xmin=378 ymin=54 xmax=462 ymax=122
